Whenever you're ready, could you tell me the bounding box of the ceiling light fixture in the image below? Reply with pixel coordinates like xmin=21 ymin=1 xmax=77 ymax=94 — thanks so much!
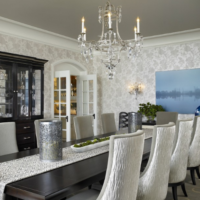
xmin=78 ymin=1 xmax=143 ymax=80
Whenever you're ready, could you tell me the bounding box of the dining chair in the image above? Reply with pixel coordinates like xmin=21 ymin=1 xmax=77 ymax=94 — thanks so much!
xmin=34 ymin=118 xmax=57 ymax=148
xmin=119 ymin=112 xmax=128 ymax=129
xmin=67 ymin=130 xmax=145 ymax=200
xmin=0 ymin=122 xmax=18 ymax=156
xmin=168 ymin=119 xmax=193 ymax=200
xmin=156 ymin=111 xmax=178 ymax=125
xmin=101 ymin=113 xmax=117 ymax=134
xmin=73 ymin=115 xmax=94 ymax=139
xmin=187 ymin=116 xmax=200 ymax=185
xmin=136 ymin=122 xmax=176 ymax=200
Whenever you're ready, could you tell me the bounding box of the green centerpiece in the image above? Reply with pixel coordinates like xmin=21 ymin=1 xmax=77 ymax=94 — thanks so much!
xmin=138 ymin=102 xmax=165 ymax=123
xmin=74 ymin=137 xmax=110 ymax=148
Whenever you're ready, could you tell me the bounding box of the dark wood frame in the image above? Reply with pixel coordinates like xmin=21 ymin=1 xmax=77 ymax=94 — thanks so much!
xmin=0 ymin=51 xmax=47 ymax=150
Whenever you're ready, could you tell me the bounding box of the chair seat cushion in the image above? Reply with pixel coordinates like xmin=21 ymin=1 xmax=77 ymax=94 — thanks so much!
xmin=67 ymin=189 xmax=99 ymax=200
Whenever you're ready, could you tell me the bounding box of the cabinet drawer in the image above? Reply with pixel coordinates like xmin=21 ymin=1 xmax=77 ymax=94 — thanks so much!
xmin=17 ymin=133 xmax=35 ymax=144
xmin=16 ymin=123 xmax=34 ymax=133
xmin=18 ymin=143 xmax=36 ymax=151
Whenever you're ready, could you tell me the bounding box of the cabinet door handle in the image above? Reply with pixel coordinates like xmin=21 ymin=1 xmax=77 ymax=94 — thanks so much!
xmin=24 ymin=147 xmax=31 ymax=150
xmin=23 ymin=137 xmax=31 ymax=140
xmin=24 ymin=126 xmax=30 ymax=129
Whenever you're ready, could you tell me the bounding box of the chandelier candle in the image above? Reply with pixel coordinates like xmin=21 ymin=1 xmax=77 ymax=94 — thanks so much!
xmin=137 ymin=17 xmax=140 ymax=33
xmin=108 ymin=12 xmax=112 ymax=29
xmin=84 ymin=28 xmax=86 ymax=40
xmin=78 ymin=1 xmax=143 ymax=80
xmin=82 ymin=17 xmax=85 ymax=33
xmin=134 ymin=27 xmax=137 ymax=41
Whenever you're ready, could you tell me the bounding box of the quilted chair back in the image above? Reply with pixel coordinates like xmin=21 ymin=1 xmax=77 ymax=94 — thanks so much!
xmin=137 ymin=123 xmax=175 ymax=200
xmin=97 ymin=130 xmax=145 ymax=200
xmin=169 ymin=120 xmax=193 ymax=183
xmin=188 ymin=116 xmax=200 ymax=167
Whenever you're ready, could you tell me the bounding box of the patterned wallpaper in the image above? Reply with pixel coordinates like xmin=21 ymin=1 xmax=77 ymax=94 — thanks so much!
xmin=94 ymin=41 xmax=200 ymax=131
xmin=0 ymin=32 xmax=200 ymax=134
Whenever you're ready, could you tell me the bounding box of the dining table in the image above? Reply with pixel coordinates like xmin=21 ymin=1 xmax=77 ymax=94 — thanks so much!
xmin=1 ymin=129 xmax=153 ymax=200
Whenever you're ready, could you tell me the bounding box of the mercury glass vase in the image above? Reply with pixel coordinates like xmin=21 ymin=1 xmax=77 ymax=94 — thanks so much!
xmin=128 ymin=112 xmax=142 ymax=133
xmin=40 ymin=119 xmax=62 ymax=162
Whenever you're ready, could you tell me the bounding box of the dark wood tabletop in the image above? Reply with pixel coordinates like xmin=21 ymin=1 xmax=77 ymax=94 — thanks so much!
xmin=1 ymin=132 xmax=152 ymax=200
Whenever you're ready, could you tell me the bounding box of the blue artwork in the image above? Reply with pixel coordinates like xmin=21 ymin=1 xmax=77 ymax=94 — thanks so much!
xmin=156 ymin=69 xmax=200 ymax=114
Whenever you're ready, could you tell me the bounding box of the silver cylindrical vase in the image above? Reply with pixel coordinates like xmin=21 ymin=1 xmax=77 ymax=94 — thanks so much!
xmin=40 ymin=120 xmax=62 ymax=162
xmin=128 ymin=112 xmax=142 ymax=133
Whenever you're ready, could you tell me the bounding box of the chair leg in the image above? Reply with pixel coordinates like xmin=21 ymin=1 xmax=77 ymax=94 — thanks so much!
xmin=196 ymin=167 xmax=200 ymax=179
xmin=181 ymin=183 xmax=188 ymax=197
xmin=190 ymin=169 xmax=196 ymax=185
xmin=172 ymin=186 xmax=178 ymax=200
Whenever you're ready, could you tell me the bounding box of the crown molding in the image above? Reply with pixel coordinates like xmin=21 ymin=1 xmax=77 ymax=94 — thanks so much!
xmin=143 ymin=28 xmax=200 ymax=47
xmin=0 ymin=16 xmax=79 ymax=53
xmin=0 ymin=16 xmax=199 ymax=53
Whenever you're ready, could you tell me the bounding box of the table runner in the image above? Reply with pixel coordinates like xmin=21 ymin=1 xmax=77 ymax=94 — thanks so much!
xmin=0 ymin=130 xmax=153 ymax=200
xmin=0 ymin=145 xmax=109 ymax=200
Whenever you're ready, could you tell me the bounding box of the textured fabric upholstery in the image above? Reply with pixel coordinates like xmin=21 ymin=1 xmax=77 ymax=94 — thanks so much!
xmin=137 ymin=123 xmax=176 ymax=200
xmin=0 ymin=122 xmax=18 ymax=156
xmin=34 ymin=118 xmax=57 ymax=148
xmin=73 ymin=115 xmax=94 ymax=139
xmin=68 ymin=130 xmax=145 ymax=200
xmin=169 ymin=120 xmax=193 ymax=184
xmin=101 ymin=113 xmax=117 ymax=134
xmin=156 ymin=112 xmax=178 ymax=125
xmin=188 ymin=116 xmax=200 ymax=167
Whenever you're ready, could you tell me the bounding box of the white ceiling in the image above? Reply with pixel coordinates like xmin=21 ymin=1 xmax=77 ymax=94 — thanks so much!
xmin=0 ymin=0 xmax=199 ymax=41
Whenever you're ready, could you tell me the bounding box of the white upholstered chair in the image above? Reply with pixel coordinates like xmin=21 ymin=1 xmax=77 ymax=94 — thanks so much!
xmin=34 ymin=118 xmax=57 ymax=148
xmin=187 ymin=116 xmax=200 ymax=185
xmin=67 ymin=130 xmax=145 ymax=200
xmin=0 ymin=122 xmax=18 ymax=156
xmin=156 ymin=111 xmax=178 ymax=125
xmin=73 ymin=115 xmax=94 ymax=139
xmin=168 ymin=119 xmax=193 ymax=200
xmin=101 ymin=113 xmax=117 ymax=134
xmin=136 ymin=122 xmax=176 ymax=200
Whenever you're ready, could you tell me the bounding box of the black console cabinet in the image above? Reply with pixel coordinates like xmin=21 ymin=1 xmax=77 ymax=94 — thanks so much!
xmin=0 ymin=51 xmax=47 ymax=151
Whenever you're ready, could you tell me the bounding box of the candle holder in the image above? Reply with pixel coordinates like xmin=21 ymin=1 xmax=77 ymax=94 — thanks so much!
xmin=128 ymin=112 xmax=142 ymax=133
xmin=40 ymin=119 xmax=62 ymax=162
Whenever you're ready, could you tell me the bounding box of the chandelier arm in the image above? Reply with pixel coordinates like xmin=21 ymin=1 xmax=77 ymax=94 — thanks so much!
xmin=116 ymin=17 xmax=122 ymax=41
xmin=100 ymin=15 xmax=105 ymax=40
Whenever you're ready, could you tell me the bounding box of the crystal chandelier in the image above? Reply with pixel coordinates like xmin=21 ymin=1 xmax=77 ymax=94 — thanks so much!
xmin=78 ymin=1 xmax=143 ymax=80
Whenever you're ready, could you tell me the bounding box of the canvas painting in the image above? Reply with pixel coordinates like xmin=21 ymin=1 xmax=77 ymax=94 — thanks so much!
xmin=156 ymin=68 xmax=200 ymax=114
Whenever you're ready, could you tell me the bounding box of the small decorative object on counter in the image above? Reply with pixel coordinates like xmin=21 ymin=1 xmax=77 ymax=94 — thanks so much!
xmin=40 ymin=120 xmax=62 ymax=162
xmin=195 ymin=105 xmax=200 ymax=116
xmin=128 ymin=112 xmax=142 ymax=133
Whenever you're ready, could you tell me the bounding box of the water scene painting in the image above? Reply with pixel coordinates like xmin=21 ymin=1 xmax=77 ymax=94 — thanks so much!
xmin=156 ymin=69 xmax=200 ymax=114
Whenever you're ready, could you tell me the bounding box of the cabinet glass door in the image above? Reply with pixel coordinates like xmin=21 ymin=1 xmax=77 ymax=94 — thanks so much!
xmin=0 ymin=62 xmax=13 ymax=118
xmin=17 ymin=66 xmax=30 ymax=118
xmin=32 ymin=69 xmax=42 ymax=116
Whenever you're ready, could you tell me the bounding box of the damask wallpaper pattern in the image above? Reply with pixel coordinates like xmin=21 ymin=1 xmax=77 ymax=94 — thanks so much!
xmin=94 ymin=42 xmax=200 ymax=129
xmin=0 ymin=32 xmax=200 ymax=134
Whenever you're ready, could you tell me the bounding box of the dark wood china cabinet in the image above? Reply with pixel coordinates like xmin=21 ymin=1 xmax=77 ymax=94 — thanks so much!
xmin=0 ymin=51 xmax=47 ymax=151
